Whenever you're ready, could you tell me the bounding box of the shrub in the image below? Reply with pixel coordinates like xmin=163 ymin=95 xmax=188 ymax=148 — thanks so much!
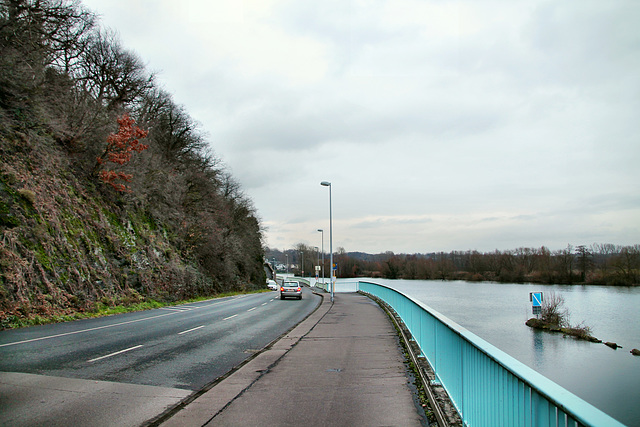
xmin=541 ymin=291 xmax=569 ymax=327
xmin=566 ymin=321 xmax=592 ymax=340
xmin=18 ymin=188 xmax=36 ymax=205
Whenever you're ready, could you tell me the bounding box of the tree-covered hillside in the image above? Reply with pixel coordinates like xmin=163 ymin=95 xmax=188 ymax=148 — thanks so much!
xmin=0 ymin=0 xmax=265 ymax=327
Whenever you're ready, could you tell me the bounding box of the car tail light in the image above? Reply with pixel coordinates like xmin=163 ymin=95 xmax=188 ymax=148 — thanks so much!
xmin=297 ymin=287 xmax=301 ymax=292
xmin=280 ymin=287 xmax=284 ymax=292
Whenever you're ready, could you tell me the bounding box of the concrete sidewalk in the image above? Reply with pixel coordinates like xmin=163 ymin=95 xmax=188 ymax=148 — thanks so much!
xmin=160 ymin=292 xmax=425 ymax=426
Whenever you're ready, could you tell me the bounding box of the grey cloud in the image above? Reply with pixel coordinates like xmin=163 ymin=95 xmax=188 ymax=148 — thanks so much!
xmin=523 ymin=2 xmax=640 ymax=86
xmin=85 ymin=0 xmax=640 ymax=253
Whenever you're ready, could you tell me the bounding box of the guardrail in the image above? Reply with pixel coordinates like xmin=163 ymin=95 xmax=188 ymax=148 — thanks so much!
xmin=315 ymin=281 xmax=329 ymax=292
xmin=295 ymin=277 xmax=310 ymax=286
xmin=275 ymin=276 xmax=311 ymax=287
xmin=358 ymin=281 xmax=624 ymax=427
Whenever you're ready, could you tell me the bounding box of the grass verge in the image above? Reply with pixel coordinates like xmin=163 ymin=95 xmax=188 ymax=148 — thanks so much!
xmin=2 ymin=289 xmax=271 ymax=329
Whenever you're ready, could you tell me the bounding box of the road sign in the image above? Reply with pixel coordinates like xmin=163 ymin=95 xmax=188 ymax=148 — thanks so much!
xmin=530 ymin=292 xmax=543 ymax=317
xmin=530 ymin=292 xmax=543 ymax=307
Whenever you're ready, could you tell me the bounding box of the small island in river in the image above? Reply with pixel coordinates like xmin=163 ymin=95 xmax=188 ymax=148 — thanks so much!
xmin=525 ymin=291 xmax=603 ymax=343
xmin=525 ymin=317 xmax=601 ymax=343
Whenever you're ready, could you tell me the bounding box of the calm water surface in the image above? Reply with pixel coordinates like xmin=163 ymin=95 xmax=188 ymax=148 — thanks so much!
xmin=334 ymin=279 xmax=640 ymax=426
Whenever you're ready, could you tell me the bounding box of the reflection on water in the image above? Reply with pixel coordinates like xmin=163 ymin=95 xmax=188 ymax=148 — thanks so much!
xmin=531 ymin=330 xmax=545 ymax=369
xmin=340 ymin=278 xmax=639 ymax=426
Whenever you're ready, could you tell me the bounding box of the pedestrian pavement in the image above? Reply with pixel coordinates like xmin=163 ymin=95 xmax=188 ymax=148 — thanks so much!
xmin=0 ymin=371 xmax=190 ymax=427
xmin=160 ymin=291 xmax=425 ymax=426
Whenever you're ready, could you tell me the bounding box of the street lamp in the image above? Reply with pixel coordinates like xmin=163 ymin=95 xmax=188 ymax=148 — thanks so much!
xmin=320 ymin=181 xmax=333 ymax=302
xmin=317 ymin=229 xmax=324 ymax=286
xmin=300 ymin=250 xmax=304 ymax=277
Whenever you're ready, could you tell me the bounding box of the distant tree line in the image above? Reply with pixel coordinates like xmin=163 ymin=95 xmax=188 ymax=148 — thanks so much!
xmin=269 ymin=244 xmax=639 ymax=286
xmin=1 ymin=0 xmax=264 ymax=318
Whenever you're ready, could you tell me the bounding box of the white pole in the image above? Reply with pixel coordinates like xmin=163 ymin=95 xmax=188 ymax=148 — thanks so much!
xmin=321 ymin=181 xmax=333 ymax=302
xmin=318 ymin=229 xmax=324 ymax=286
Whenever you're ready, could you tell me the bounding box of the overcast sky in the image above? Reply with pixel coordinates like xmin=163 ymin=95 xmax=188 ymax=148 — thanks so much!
xmin=82 ymin=0 xmax=639 ymax=254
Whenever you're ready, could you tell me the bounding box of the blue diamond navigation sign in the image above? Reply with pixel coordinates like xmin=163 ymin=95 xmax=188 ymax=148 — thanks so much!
xmin=530 ymin=292 xmax=543 ymax=316
xmin=530 ymin=292 xmax=543 ymax=307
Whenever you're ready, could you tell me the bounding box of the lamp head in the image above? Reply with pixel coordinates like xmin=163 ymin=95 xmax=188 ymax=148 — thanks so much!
xmin=320 ymin=181 xmax=331 ymax=187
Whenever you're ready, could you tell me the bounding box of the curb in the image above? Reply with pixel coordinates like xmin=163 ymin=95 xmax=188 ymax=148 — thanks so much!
xmin=150 ymin=291 xmax=331 ymax=426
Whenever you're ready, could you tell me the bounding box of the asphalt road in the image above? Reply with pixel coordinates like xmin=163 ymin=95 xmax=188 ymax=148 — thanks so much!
xmin=0 ymin=288 xmax=321 ymax=426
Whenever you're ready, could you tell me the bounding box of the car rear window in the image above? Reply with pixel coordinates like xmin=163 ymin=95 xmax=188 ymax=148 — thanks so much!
xmin=284 ymin=282 xmax=298 ymax=287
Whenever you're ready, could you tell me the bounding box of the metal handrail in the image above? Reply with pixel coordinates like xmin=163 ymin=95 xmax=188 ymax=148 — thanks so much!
xmin=358 ymin=281 xmax=624 ymax=427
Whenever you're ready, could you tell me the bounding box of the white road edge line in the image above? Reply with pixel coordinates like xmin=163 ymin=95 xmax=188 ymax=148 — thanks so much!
xmin=0 ymin=312 xmax=178 ymax=348
xmin=161 ymin=307 xmax=193 ymax=312
xmin=0 ymin=296 xmax=253 ymax=348
xmin=223 ymin=314 xmax=238 ymax=320
xmin=88 ymin=345 xmax=144 ymax=363
xmin=178 ymin=325 xmax=205 ymax=335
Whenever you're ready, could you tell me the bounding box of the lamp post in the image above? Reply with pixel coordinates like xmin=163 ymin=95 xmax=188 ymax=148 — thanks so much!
xmin=320 ymin=181 xmax=333 ymax=302
xmin=317 ymin=229 xmax=324 ymax=287
xmin=300 ymin=250 xmax=304 ymax=277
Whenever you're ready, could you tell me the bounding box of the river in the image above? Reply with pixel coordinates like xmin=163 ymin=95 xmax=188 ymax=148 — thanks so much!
xmin=331 ymin=279 xmax=639 ymax=426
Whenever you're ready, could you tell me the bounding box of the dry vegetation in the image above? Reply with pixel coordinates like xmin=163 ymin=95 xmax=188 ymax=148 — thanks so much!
xmin=290 ymin=244 xmax=640 ymax=285
xmin=1 ymin=0 xmax=265 ymax=328
xmin=525 ymin=292 xmax=598 ymax=342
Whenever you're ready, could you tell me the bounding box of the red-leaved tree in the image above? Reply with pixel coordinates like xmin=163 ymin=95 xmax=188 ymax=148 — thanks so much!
xmin=95 ymin=114 xmax=149 ymax=191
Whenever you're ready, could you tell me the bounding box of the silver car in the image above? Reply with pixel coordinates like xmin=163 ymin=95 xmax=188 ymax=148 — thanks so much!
xmin=266 ymin=279 xmax=278 ymax=290
xmin=280 ymin=281 xmax=302 ymax=300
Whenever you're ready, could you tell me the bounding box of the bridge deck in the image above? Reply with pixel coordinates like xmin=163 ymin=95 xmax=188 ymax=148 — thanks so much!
xmin=161 ymin=292 xmax=425 ymax=426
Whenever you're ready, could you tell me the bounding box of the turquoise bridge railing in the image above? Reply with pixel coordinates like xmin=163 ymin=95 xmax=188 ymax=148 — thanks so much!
xmin=358 ymin=281 xmax=623 ymax=427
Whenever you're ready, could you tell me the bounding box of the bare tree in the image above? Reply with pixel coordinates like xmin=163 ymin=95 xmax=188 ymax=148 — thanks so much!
xmin=137 ymin=89 xmax=207 ymax=162
xmin=554 ymin=244 xmax=575 ymax=283
xmin=1 ymin=0 xmax=95 ymax=112
xmin=612 ymin=245 xmax=640 ymax=285
xmin=575 ymin=245 xmax=593 ymax=282
xmin=77 ymin=29 xmax=153 ymax=110
xmin=541 ymin=291 xmax=569 ymax=327
xmin=1 ymin=0 xmax=95 ymax=67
